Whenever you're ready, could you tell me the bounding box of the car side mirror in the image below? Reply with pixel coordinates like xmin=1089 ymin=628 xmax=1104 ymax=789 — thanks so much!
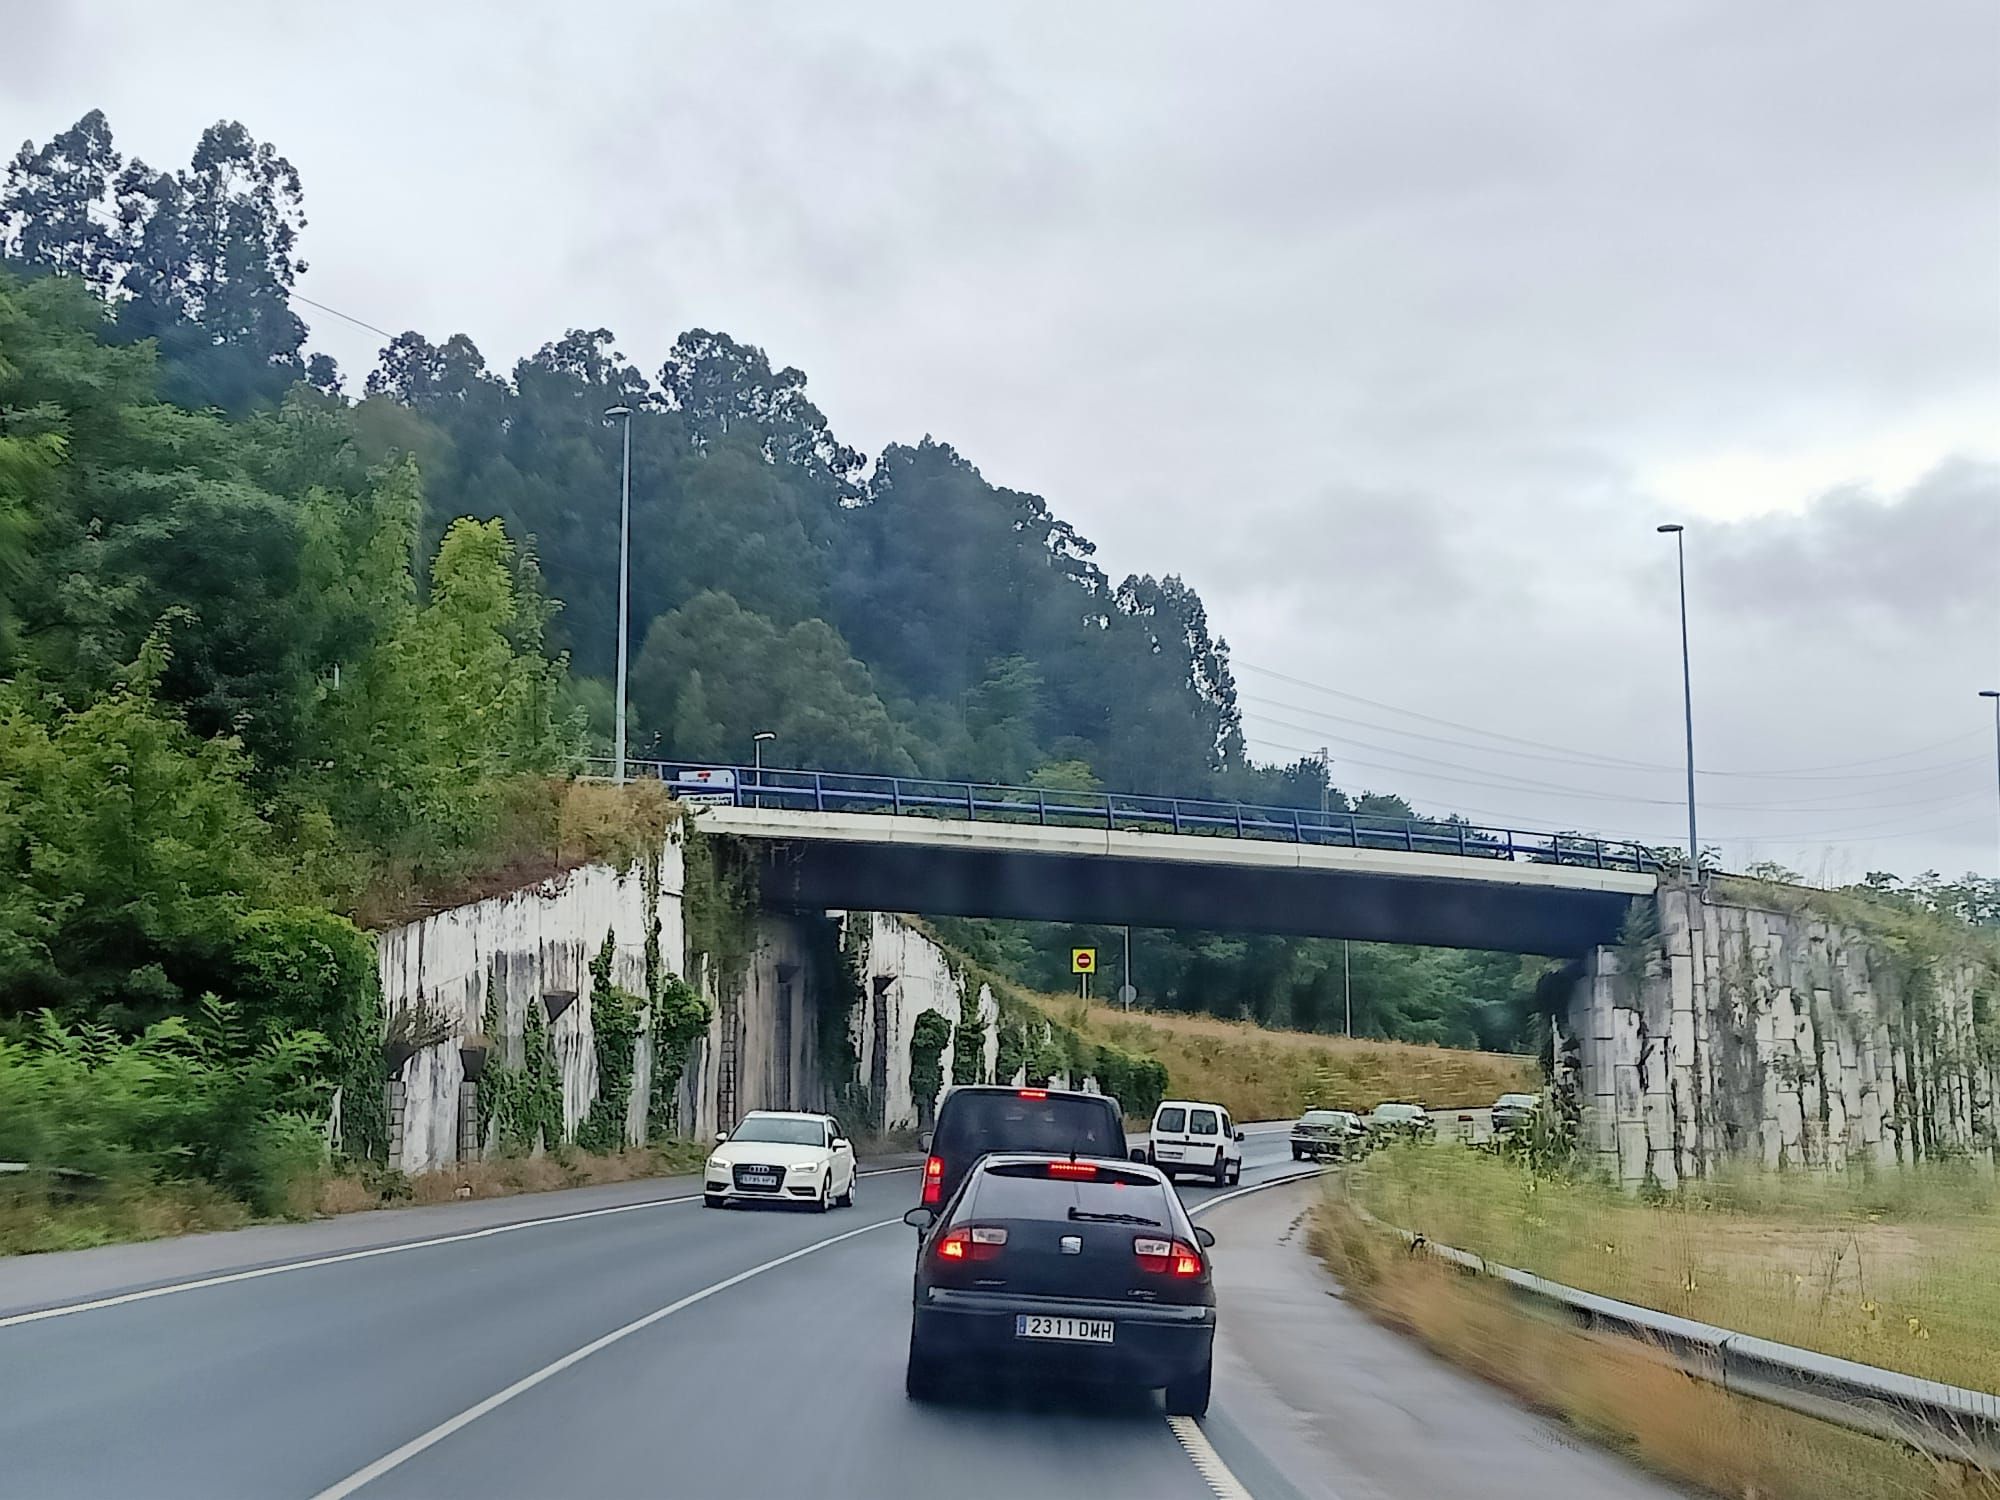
xmin=1129 ymin=1148 xmax=1149 ymax=1163
xmin=1234 ymin=1130 xmax=1246 ymax=1142
xmin=1194 ymin=1226 xmax=1216 ymax=1248
xmin=916 ymin=1131 xmax=933 ymax=1153
xmin=832 ymin=1137 xmax=849 ymax=1151
xmin=902 ymin=1206 xmax=936 ymax=1232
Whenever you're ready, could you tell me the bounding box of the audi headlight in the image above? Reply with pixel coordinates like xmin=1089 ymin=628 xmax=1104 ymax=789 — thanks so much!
xmin=706 ymin=1157 xmax=725 ymax=1172
xmin=789 ymin=1161 xmax=822 ymax=1174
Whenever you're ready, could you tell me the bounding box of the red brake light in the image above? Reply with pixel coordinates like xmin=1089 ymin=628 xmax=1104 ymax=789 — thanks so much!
xmin=1017 ymin=1088 xmax=1048 ymax=1099
xmin=922 ymin=1154 xmax=944 ymax=1206
xmin=1134 ymin=1236 xmax=1205 ymax=1277
xmin=935 ymin=1225 xmax=1006 ymax=1263
xmin=1046 ymin=1160 xmax=1098 ymax=1179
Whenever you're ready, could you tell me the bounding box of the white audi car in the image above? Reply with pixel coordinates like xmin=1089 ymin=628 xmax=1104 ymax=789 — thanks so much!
xmin=704 ymin=1110 xmax=858 ymax=1211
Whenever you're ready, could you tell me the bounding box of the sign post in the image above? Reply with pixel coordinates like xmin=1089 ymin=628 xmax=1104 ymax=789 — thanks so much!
xmin=1071 ymin=947 xmax=1096 ymax=1002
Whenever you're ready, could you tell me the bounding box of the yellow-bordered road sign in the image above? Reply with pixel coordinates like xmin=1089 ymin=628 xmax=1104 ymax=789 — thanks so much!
xmin=1071 ymin=948 xmax=1097 ymax=974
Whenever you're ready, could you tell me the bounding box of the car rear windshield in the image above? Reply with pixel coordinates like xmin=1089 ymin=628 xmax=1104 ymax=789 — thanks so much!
xmin=934 ymin=1093 xmax=1120 ymax=1159
xmin=1154 ymin=1107 xmax=1187 ymax=1132
xmin=1499 ymin=1094 xmax=1537 ymax=1107
xmin=1375 ymin=1105 xmax=1421 ymax=1121
xmin=1189 ymin=1109 xmax=1219 ymax=1135
xmin=1301 ymin=1111 xmax=1342 ymax=1126
xmin=970 ymin=1162 xmax=1172 ymax=1223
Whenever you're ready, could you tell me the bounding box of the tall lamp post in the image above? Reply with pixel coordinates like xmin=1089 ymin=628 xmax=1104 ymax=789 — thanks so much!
xmin=752 ymin=731 xmax=776 ymax=808
xmin=1657 ymin=524 xmax=1700 ymax=879
xmin=1980 ymin=690 xmax=2000 ymax=877
xmin=606 ymin=405 xmax=634 ymax=783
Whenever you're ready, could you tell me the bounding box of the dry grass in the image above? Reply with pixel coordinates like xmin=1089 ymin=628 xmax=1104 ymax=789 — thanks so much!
xmin=1030 ymin=995 xmax=1537 ymax=1119
xmin=355 ymin=777 xmax=678 ymax=929
xmin=1352 ymin=1145 xmax=2000 ymax=1394
xmin=0 ymin=1178 xmax=249 ymax=1255
xmin=1310 ymin=1195 xmax=1993 ymax=1500
xmin=315 ymin=1137 xmax=712 ymax=1216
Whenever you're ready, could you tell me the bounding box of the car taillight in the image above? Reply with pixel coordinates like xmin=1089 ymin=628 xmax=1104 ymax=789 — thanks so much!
xmin=1046 ymin=1160 xmax=1098 ymax=1179
xmin=1017 ymin=1088 xmax=1048 ymax=1099
xmin=922 ymin=1154 xmax=944 ymax=1205
xmin=1134 ymin=1236 xmax=1204 ymax=1277
xmin=936 ymin=1225 xmax=1007 ymax=1263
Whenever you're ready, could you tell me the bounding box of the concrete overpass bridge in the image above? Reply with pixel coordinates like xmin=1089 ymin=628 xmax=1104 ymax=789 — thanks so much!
xmin=640 ymin=762 xmax=1660 ymax=957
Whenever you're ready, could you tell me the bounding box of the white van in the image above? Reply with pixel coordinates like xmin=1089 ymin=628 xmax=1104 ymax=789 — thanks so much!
xmin=1148 ymin=1099 xmax=1243 ymax=1185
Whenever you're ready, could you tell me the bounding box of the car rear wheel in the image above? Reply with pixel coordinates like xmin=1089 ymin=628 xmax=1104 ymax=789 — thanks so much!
xmin=1211 ymin=1158 xmax=1228 ymax=1186
xmin=905 ymin=1333 xmax=940 ymax=1402
xmin=1164 ymin=1356 xmax=1212 ymax=1417
xmin=1228 ymin=1159 xmax=1242 ymax=1185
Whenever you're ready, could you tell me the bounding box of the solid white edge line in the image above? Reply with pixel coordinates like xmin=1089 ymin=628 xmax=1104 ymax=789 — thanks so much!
xmin=308 ymin=1217 xmax=899 ymax=1500
xmin=0 ymin=1166 xmax=919 ymax=1330
xmin=1160 ymin=1164 xmax=1327 ymax=1500
xmin=1167 ymin=1415 xmax=1258 ymax=1500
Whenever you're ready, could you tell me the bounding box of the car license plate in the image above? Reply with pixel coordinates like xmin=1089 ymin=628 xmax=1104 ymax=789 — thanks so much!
xmin=741 ymin=1172 xmax=778 ymax=1187
xmin=1156 ymin=1146 xmax=1182 ymax=1159
xmin=1016 ymin=1315 xmax=1115 ymax=1344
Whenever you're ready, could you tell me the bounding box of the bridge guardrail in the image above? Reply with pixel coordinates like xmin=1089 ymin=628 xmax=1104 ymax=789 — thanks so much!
xmin=1350 ymin=1202 xmax=1999 ymax=1469
xmin=590 ymin=759 xmax=1665 ymax=875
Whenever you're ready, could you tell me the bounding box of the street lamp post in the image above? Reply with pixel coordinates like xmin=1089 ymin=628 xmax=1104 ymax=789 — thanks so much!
xmin=1657 ymin=524 xmax=1700 ymax=879
xmin=752 ymin=731 xmax=776 ymax=808
xmin=1980 ymin=690 xmax=2000 ymax=877
xmin=606 ymin=405 xmax=634 ymax=784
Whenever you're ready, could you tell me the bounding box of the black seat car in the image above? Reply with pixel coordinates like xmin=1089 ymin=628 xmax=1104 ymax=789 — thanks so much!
xmin=902 ymin=1153 xmax=1217 ymax=1415
xmin=919 ymin=1085 xmax=1127 ymax=1212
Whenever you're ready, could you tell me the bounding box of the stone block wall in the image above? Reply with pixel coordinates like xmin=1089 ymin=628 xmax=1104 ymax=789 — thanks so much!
xmin=1567 ymin=884 xmax=1996 ymax=1186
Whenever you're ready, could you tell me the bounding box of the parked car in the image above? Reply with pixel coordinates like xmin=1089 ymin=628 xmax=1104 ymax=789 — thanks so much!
xmin=704 ymin=1110 xmax=857 ymax=1210
xmin=1289 ymin=1108 xmax=1361 ymax=1160
xmin=1491 ymin=1092 xmax=1540 ymax=1134
xmin=1364 ymin=1101 xmax=1435 ymax=1142
xmin=919 ymin=1085 xmax=1128 ymax=1211
xmin=1147 ymin=1099 xmax=1244 ymax=1185
xmin=903 ymin=1153 xmax=1218 ymax=1414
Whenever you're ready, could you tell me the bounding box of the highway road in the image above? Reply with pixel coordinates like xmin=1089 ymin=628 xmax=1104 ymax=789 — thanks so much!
xmin=0 ymin=1125 xmax=1679 ymax=1499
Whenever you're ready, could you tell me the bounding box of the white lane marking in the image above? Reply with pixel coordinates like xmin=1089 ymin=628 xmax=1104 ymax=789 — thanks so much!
xmin=1187 ymin=1168 xmax=1325 ymax=1218
xmin=1167 ymin=1415 xmax=1257 ymax=1500
xmin=0 ymin=1167 xmax=919 ymax=1330
xmin=308 ymin=1217 xmax=899 ymax=1500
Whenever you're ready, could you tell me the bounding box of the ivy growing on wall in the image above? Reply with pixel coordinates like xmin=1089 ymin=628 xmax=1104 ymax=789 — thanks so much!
xmin=483 ymin=986 xmax=564 ymax=1155
xmin=578 ymin=931 xmax=643 ymax=1153
xmin=909 ymin=1009 xmax=953 ymax=1126
xmin=683 ymin=825 xmax=759 ymax=987
xmin=951 ymin=977 xmax=984 ymax=1086
xmin=643 ymin=842 xmax=713 ymax=1140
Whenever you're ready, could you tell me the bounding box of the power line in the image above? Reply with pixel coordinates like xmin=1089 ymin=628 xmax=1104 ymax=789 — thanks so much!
xmin=291 ymin=292 xmax=396 ymax=342
xmin=1236 ymin=660 xmax=1987 ymax=779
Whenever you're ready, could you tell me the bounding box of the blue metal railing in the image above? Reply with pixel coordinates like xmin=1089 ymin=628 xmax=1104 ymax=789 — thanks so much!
xmin=589 ymin=759 xmax=1666 ymax=875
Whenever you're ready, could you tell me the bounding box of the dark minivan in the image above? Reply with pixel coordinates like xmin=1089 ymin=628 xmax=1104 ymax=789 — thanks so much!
xmin=919 ymin=1085 xmax=1126 ymax=1211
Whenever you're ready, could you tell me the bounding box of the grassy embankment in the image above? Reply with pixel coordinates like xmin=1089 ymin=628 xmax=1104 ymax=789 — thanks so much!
xmin=1024 ymin=996 xmax=1537 ymax=1120
xmin=0 ymin=1139 xmax=715 ymax=1256
xmin=1310 ymin=1186 xmax=1986 ymax=1500
xmin=1346 ymin=1144 xmax=2000 ymax=1394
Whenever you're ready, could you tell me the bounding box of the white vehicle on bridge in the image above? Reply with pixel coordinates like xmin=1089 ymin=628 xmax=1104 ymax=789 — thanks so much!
xmin=1147 ymin=1100 xmax=1244 ymax=1185
xmin=704 ymin=1110 xmax=857 ymax=1211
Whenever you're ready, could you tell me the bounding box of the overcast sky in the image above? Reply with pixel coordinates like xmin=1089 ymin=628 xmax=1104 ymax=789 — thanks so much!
xmin=8 ymin=1 xmax=1998 ymax=882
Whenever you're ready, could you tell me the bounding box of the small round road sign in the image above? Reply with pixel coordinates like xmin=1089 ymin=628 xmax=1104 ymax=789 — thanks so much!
xmin=1116 ymin=983 xmax=1137 ymax=1006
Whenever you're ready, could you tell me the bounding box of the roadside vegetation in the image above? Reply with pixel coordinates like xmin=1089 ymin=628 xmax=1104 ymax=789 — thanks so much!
xmin=1019 ymin=995 xmax=1536 ymax=1120
xmin=1309 ymin=1192 xmax=1982 ymax=1500
xmin=1348 ymin=1143 xmax=2000 ymax=1395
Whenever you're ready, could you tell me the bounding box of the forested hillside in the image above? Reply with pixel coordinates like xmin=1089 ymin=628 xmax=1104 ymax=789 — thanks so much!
xmin=0 ymin=105 xmax=1562 ymax=1090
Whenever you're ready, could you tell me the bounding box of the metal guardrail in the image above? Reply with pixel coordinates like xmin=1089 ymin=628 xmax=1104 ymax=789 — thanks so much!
xmin=1354 ymin=1204 xmax=2000 ymax=1469
xmin=594 ymin=758 xmax=1666 ymax=875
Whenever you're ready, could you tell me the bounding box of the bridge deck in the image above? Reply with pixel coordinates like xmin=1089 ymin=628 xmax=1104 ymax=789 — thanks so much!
xmin=694 ymin=806 xmax=1656 ymax=956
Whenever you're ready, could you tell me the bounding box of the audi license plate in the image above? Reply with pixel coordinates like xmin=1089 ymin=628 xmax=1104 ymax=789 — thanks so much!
xmin=1016 ymin=1315 xmax=1115 ymax=1344
xmin=740 ymin=1171 xmax=779 ymax=1188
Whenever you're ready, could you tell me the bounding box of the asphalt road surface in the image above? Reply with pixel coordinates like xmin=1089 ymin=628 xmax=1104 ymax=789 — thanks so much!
xmin=0 ymin=1125 xmax=1679 ymax=1499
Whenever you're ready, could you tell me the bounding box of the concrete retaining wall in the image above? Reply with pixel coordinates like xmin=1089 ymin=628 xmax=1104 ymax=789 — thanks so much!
xmin=1567 ymin=884 xmax=1997 ymax=1186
